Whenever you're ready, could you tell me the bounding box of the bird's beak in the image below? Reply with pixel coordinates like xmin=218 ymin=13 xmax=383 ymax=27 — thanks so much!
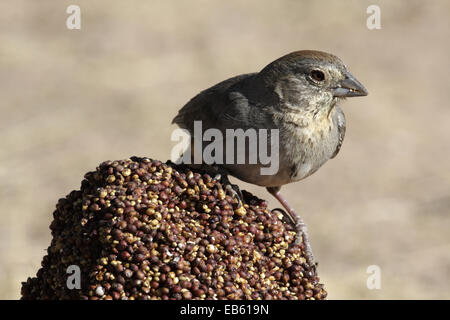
xmin=333 ymin=72 xmax=368 ymax=97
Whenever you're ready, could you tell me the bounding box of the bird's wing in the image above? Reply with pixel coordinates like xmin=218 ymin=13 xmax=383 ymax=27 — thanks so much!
xmin=172 ymin=73 xmax=257 ymax=132
xmin=331 ymin=105 xmax=346 ymax=159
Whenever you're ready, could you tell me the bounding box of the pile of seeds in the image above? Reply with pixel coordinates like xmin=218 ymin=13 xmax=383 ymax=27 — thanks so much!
xmin=21 ymin=157 xmax=327 ymax=300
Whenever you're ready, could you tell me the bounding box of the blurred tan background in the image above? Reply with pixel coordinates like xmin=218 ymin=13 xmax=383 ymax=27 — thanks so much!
xmin=1 ymin=0 xmax=449 ymax=299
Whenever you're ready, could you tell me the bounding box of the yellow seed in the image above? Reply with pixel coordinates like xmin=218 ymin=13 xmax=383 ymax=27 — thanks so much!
xmin=234 ymin=206 xmax=247 ymax=217
xmin=206 ymin=244 xmax=217 ymax=254
xmin=150 ymin=219 xmax=160 ymax=229
xmin=218 ymin=189 xmax=226 ymax=200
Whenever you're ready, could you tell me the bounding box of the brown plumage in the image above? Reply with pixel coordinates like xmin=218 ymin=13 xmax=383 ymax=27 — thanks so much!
xmin=173 ymin=50 xmax=368 ymax=266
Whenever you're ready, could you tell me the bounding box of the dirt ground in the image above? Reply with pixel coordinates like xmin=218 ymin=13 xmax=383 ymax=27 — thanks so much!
xmin=1 ymin=0 xmax=449 ymax=299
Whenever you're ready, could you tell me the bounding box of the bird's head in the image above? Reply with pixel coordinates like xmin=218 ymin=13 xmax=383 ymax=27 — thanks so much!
xmin=257 ymin=50 xmax=368 ymax=113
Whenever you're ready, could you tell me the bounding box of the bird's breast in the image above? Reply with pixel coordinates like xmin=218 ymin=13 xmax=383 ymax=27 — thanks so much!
xmin=220 ymin=107 xmax=341 ymax=187
xmin=281 ymin=111 xmax=340 ymax=182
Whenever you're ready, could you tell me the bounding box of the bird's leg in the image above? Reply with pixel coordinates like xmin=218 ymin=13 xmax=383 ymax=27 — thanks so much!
xmin=198 ymin=164 xmax=244 ymax=204
xmin=266 ymin=186 xmax=316 ymax=268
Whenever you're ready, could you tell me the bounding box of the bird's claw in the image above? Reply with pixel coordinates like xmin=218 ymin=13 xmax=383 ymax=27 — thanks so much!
xmin=225 ymin=183 xmax=243 ymax=202
xmin=294 ymin=222 xmax=316 ymax=271
xmin=271 ymin=208 xmax=295 ymax=225
xmin=271 ymin=207 xmax=316 ymax=271
xmin=213 ymin=173 xmax=244 ymax=206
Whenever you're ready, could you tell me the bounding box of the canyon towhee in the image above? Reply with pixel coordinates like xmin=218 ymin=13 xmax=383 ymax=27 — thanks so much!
xmin=172 ymin=50 xmax=368 ymax=267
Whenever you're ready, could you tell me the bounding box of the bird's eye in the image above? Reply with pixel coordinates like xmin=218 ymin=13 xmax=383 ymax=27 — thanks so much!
xmin=310 ymin=70 xmax=325 ymax=82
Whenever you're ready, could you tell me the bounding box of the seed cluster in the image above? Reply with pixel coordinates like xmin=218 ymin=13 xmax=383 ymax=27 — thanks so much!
xmin=21 ymin=157 xmax=327 ymax=300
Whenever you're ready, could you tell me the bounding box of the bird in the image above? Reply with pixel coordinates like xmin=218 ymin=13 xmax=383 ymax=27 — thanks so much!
xmin=172 ymin=50 xmax=368 ymax=267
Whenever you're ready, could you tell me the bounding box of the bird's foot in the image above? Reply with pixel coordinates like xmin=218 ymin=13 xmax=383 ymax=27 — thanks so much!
xmin=271 ymin=207 xmax=316 ymax=270
xmin=213 ymin=172 xmax=244 ymax=206
xmin=194 ymin=164 xmax=243 ymax=205
xmin=267 ymin=187 xmax=316 ymax=271
xmin=293 ymin=221 xmax=316 ymax=272
xmin=271 ymin=208 xmax=295 ymax=225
